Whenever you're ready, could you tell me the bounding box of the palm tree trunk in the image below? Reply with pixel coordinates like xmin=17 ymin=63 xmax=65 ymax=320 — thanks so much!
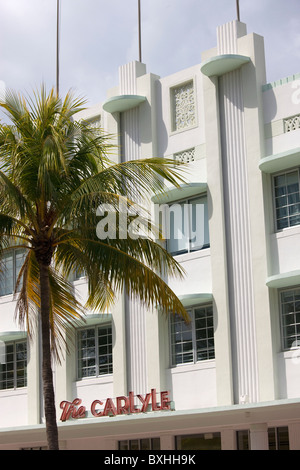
xmin=39 ymin=262 xmax=59 ymax=450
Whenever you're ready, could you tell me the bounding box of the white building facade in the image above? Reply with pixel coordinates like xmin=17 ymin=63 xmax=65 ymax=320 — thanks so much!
xmin=0 ymin=20 xmax=300 ymax=450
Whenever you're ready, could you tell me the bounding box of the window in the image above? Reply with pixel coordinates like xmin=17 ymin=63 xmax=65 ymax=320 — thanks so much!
xmin=0 ymin=249 xmax=25 ymax=296
xmin=237 ymin=427 xmax=289 ymax=450
xmin=175 ymin=433 xmax=221 ymax=450
xmin=73 ymin=268 xmax=86 ymax=281
xmin=171 ymin=80 xmax=196 ymax=132
xmin=236 ymin=430 xmax=250 ymax=450
xmin=0 ymin=340 xmax=27 ymax=390
xmin=268 ymin=427 xmax=289 ymax=450
xmin=118 ymin=438 xmax=160 ymax=451
xmin=280 ymin=287 xmax=300 ymax=350
xmin=77 ymin=325 xmax=113 ymax=379
xmin=273 ymin=169 xmax=300 ymax=230
xmin=166 ymin=195 xmax=210 ymax=255
xmin=84 ymin=115 xmax=101 ymax=132
xmin=170 ymin=304 xmax=215 ymax=366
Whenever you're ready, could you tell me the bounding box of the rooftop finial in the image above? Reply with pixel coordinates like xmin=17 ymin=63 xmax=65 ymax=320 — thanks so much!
xmin=138 ymin=0 xmax=142 ymax=62
xmin=236 ymin=0 xmax=241 ymax=21
xmin=56 ymin=0 xmax=60 ymax=96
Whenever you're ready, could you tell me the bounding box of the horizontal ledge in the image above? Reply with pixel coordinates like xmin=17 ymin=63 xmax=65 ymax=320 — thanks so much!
xmin=259 ymin=147 xmax=300 ymax=173
xmin=266 ymin=270 xmax=300 ymax=288
xmin=178 ymin=293 xmax=213 ymax=307
xmin=151 ymin=183 xmax=207 ymax=204
xmin=201 ymin=54 xmax=251 ymax=77
xmin=0 ymin=331 xmax=27 ymax=342
xmin=83 ymin=313 xmax=112 ymax=325
xmin=102 ymin=95 xmax=146 ymax=113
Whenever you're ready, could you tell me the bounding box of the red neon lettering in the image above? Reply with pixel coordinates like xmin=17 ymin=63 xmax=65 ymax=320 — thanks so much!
xmin=116 ymin=396 xmax=130 ymax=414
xmin=160 ymin=391 xmax=171 ymax=410
xmin=151 ymin=388 xmax=161 ymax=411
xmin=60 ymin=390 xmax=171 ymax=422
xmin=91 ymin=400 xmax=104 ymax=417
xmin=129 ymin=391 xmax=140 ymax=413
xmin=60 ymin=398 xmax=86 ymax=422
xmin=103 ymin=398 xmax=117 ymax=416
xmin=137 ymin=392 xmax=151 ymax=412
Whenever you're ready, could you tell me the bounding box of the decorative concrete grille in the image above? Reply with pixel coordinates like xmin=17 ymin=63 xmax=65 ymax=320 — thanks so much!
xmin=87 ymin=115 xmax=101 ymax=128
xmin=174 ymin=148 xmax=196 ymax=163
xmin=172 ymin=81 xmax=195 ymax=131
xmin=284 ymin=114 xmax=300 ymax=132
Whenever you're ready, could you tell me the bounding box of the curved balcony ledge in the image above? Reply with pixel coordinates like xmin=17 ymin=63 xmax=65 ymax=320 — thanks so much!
xmin=200 ymin=54 xmax=251 ymax=77
xmin=266 ymin=270 xmax=300 ymax=288
xmin=0 ymin=331 xmax=27 ymax=342
xmin=84 ymin=313 xmax=112 ymax=325
xmin=151 ymin=183 xmax=207 ymax=204
xmin=259 ymin=147 xmax=300 ymax=173
xmin=103 ymin=94 xmax=146 ymax=114
xmin=178 ymin=293 xmax=213 ymax=307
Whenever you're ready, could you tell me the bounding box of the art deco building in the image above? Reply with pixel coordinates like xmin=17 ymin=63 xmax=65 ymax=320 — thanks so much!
xmin=0 ymin=19 xmax=300 ymax=450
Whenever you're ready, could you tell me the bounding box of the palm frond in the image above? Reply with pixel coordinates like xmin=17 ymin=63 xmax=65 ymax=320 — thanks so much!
xmin=70 ymin=157 xmax=187 ymax=206
xmin=0 ymin=85 xmax=189 ymax=367
xmin=47 ymin=267 xmax=86 ymax=363
xmin=15 ymin=250 xmax=40 ymax=339
xmin=0 ymin=170 xmax=37 ymax=226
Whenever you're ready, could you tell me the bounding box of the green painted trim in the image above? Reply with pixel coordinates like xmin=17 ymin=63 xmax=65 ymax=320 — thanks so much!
xmin=200 ymin=54 xmax=251 ymax=77
xmin=259 ymin=147 xmax=300 ymax=173
xmin=0 ymin=331 xmax=27 ymax=342
xmin=151 ymin=183 xmax=207 ymax=204
xmin=262 ymin=73 xmax=300 ymax=92
xmin=84 ymin=314 xmax=112 ymax=326
xmin=103 ymin=95 xmax=146 ymax=113
xmin=266 ymin=270 xmax=300 ymax=288
xmin=178 ymin=293 xmax=213 ymax=307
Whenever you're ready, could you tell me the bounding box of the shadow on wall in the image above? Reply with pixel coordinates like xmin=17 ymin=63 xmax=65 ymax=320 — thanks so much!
xmin=154 ymin=79 xmax=169 ymax=157
xmin=261 ymin=85 xmax=277 ymax=157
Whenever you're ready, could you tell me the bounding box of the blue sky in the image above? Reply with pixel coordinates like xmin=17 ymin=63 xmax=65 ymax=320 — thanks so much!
xmin=0 ymin=0 xmax=299 ymax=106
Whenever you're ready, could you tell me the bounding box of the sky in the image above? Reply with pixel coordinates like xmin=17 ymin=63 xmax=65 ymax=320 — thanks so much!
xmin=0 ymin=0 xmax=299 ymax=108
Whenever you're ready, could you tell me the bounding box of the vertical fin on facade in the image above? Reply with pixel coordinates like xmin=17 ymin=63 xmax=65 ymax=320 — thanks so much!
xmin=217 ymin=20 xmax=247 ymax=55
xmin=118 ymin=61 xmax=149 ymax=396
xmin=119 ymin=61 xmax=146 ymax=95
xmin=217 ymin=21 xmax=259 ymax=404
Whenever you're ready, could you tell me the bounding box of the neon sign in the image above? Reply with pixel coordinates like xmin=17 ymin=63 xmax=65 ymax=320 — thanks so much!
xmin=60 ymin=389 xmax=171 ymax=422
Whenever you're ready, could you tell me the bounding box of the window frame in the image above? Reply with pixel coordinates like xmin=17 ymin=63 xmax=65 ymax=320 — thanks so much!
xmin=0 ymin=339 xmax=27 ymax=390
xmin=279 ymin=286 xmax=300 ymax=351
xmin=165 ymin=194 xmax=210 ymax=256
xmin=169 ymin=304 xmax=215 ymax=367
xmin=73 ymin=268 xmax=86 ymax=282
xmin=118 ymin=438 xmax=160 ymax=451
xmin=0 ymin=248 xmax=26 ymax=297
xmin=236 ymin=427 xmax=289 ymax=450
xmin=175 ymin=432 xmax=221 ymax=450
xmin=272 ymin=167 xmax=300 ymax=232
xmin=268 ymin=426 xmax=289 ymax=450
xmin=77 ymin=323 xmax=113 ymax=380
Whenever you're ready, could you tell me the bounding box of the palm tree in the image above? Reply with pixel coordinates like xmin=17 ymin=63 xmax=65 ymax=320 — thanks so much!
xmin=0 ymin=87 xmax=188 ymax=450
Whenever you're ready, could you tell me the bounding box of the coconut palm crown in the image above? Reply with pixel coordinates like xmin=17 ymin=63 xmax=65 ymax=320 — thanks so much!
xmin=0 ymin=87 xmax=187 ymax=449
